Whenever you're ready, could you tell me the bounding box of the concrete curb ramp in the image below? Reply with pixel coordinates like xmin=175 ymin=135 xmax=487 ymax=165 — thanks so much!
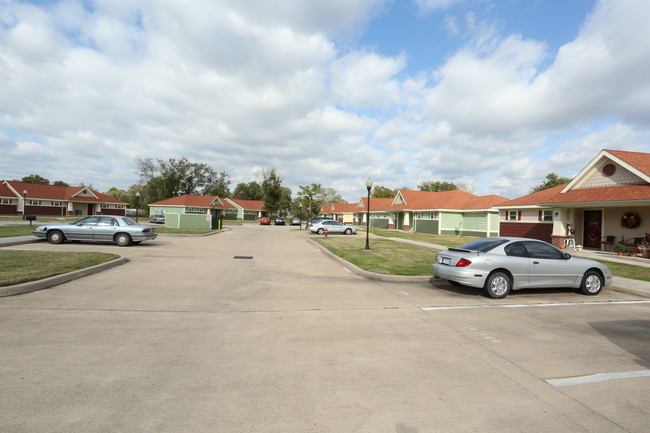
xmin=0 ymin=256 xmax=128 ymax=298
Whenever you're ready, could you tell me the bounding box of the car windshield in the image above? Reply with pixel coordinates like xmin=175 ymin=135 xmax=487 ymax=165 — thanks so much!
xmin=456 ymin=238 xmax=509 ymax=252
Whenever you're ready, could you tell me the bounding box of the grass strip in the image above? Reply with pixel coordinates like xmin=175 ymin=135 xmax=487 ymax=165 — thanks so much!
xmin=313 ymin=236 xmax=440 ymax=276
xmin=0 ymin=251 xmax=119 ymax=287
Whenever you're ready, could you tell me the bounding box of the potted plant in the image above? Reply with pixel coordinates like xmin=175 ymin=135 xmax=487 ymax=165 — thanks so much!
xmin=629 ymin=247 xmax=638 ymax=258
xmin=613 ymin=243 xmax=627 ymax=256
xmin=640 ymin=232 xmax=650 ymax=258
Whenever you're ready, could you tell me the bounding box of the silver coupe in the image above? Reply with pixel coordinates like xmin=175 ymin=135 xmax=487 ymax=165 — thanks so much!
xmin=432 ymin=237 xmax=613 ymax=299
xmin=33 ymin=215 xmax=158 ymax=246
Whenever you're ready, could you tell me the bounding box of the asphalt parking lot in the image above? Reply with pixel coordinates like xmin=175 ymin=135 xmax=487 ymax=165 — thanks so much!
xmin=1 ymin=224 xmax=649 ymax=432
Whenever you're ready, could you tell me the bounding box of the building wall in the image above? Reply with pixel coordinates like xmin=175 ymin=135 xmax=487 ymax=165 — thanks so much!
xmin=499 ymin=221 xmax=553 ymax=242
xmin=0 ymin=204 xmax=18 ymax=214
xmin=415 ymin=219 xmax=439 ymax=234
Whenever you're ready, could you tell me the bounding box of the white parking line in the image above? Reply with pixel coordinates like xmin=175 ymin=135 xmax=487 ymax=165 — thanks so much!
xmin=422 ymin=300 xmax=650 ymax=311
xmin=546 ymin=370 xmax=650 ymax=387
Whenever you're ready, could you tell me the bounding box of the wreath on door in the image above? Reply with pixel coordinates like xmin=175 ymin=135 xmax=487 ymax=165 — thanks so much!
xmin=621 ymin=212 xmax=641 ymax=229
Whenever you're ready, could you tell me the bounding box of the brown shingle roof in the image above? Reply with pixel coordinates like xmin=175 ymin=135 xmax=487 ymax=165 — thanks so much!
xmin=496 ymin=184 xmax=567 ymax=208
xmin=543 ymin=184 xmax=650 ymax=204
xmin=2 ymin=181 xmax=126 ymax=204
xmin=607 ymin=149 xmax=650 ymax=176
xmin=394 ymin=189 xmax=507 ymax=210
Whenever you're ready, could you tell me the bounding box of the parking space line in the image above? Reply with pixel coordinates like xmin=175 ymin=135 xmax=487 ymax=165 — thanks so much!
xmin=546 ymin=370 xmax=650 ymax=387
xmin=422 ymin=300 xmax=650 ymax=311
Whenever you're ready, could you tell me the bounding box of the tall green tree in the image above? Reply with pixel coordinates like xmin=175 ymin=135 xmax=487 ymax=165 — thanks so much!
xmin=106 ymin=187 xmax=129 ymax=202
xmin=530 ymin=173 xmax=572 ymax=193
xmin=202 ymin=171 xmax=231 ymax=197
xmin=21 ymin=174 xmax=49 ymax=184
xmin=372 ymin=185 xmax=397 ymax=198
xmin=52 ymin=180 xmax=69 ymax=186
xmin=295 ymin=183 xmax=324 ymax=219
xmin=260 ymin=168 xmax=283 ymax=215
xmin=418 ymin=181 xmax=457 ymax=192
xmin=233 ymin=181 xmax=263 ymax=200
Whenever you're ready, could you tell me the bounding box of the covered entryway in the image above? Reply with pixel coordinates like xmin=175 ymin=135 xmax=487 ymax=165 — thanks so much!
xmin=583 ymin=210 xmax=602 ymax=249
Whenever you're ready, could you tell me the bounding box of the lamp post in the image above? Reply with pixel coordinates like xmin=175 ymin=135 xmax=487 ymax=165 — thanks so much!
xmin=135 ymin=192 xmax=140 ymax=222
xmin=364 ymin=178 xmax=373 ymax=251
xmin=22 ymin=190 xmax=28 ymax=220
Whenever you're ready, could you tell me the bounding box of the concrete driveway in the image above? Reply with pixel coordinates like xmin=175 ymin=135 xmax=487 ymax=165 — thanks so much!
xmin=1 ymin=224 xmax=649 ymax=432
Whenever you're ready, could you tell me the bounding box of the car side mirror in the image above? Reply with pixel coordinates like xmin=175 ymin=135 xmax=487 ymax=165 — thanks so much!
xmin=563 ymin=252 xmax=572 ymax=260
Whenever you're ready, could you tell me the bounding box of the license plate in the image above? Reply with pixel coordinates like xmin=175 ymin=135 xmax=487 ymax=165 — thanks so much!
xmin=442 ymin=257 xmax=450 ymax=265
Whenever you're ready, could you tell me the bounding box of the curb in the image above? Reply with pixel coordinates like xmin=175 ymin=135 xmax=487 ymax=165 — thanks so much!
xmin=0 ymin=256 xmax=128 ymax=298
xmin=307 ymin=238 xmax=434 ymax=283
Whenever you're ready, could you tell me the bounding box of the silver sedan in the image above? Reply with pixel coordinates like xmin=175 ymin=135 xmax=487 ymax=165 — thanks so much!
xmin=309 ymin=220 xmax=357 ymax=235
xmin=33 ymin=215 xmax=158 ymax=246
xmin=432 ymin=237 xmax=613 ymax=299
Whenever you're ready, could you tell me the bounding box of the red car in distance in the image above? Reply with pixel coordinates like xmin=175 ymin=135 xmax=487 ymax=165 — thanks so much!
xmin=260 ymin=216 xmax=271 ymax=225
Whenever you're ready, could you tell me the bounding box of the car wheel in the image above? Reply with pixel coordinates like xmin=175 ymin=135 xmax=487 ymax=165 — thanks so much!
xmin=47 ymin=230 xmax=65 ymax=244
xmin=115 ymin=233 xmax=132 ymax=246
xmin=344 ymin=228 xmax=352 ymax=235
xmin=580 ymin=270 xmax=603 ymax=295
xmin=484 ymin=271 xmax=511 ymax=299
xmin=317 ymin=228 xmax=325 ymax=235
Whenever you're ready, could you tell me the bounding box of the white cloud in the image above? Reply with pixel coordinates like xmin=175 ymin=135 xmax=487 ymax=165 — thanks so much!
xmin=1 ymin=0 xmax=650 ymax=202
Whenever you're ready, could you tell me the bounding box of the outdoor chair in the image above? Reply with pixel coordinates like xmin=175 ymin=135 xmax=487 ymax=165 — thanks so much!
xmin=624 ymin=237 xmax=643 ymax=247
xmin=600 ymin=235 xmax=616 ymax=251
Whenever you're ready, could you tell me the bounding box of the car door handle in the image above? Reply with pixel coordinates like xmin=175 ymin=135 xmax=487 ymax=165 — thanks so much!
xmin=533 ymin=261 xmax=540 ymax=264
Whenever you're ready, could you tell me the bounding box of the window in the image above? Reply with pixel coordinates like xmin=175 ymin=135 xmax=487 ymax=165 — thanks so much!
xmin=97 ymin=217 xmax=116 ymax=226
xmin=523 ymin=241 xmax=564 ymax=260
xmin=28 ymin=200 xmax=41 ymax=205
xmin=51 ymin=201 xmax=63 ymax=206
xmin=1 ymin=198 xmax=11 ymax=204
xmin=507 ymin=211 xmax=518 ymax=221
xmin=542 ymin=210 xmax=553 ymax=221
xmin=505 ymin=242 xmax=528 ymax=257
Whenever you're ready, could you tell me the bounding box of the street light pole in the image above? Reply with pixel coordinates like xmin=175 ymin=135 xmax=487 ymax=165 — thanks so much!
xmin=364 ymin=178 xmax=373 ymax=251
xmin=22 ymin=190 xmax=28 ymax=220
xmin=135 ymin=192 xmax=140 ymax=222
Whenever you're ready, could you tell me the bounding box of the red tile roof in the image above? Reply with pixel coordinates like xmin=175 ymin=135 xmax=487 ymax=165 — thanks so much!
xmin=227 ymin=198 xmax=265 ymax=211
xmin=543 ymin=184 xmax=650 ymax=204
xmin=607 ymin=149 xmax=650 ymax=176
xmin=2 ymin=181 xmax=126 ymax=204
xmin=496 ymin=184 xmax=568 ymax=207
xmin=359 ymin=197 xmax=395 ymax=212
xmin=393 ymin=189 xmax=508 ymax=211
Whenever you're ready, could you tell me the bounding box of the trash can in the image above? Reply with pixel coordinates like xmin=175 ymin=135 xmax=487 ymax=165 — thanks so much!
xmin=211 ymin=217 xmax=222 ymax=230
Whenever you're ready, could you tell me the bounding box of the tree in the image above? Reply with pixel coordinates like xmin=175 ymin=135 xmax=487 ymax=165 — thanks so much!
xmin=233 ymin=181 xmax=263 ymax=200
xmin=52 ymin=180 xmax=69 ymax=187
xmin=106 ymin=187 xmax=129 ymax=202
xmin=202 ymin=171 xmax=231 ymax=197
xmin=21 ymin=174 xmax=49 ymax=184
xmin=418 ymin=181 xmax=457 ymax=192
xmin=134 ymin=156 xmax=231 ymax=202
xmin=278 ymin=186 xmax=293 ymax=216
xmin=530 ymin=173 xmax=572 ymax=193
xmin=295 ymin=183 xmax=324 ymax=219
xmin=320 ymin=187 xmax=345 ymax=205
xmin=260 ymin=168 xmax=283 ymax=215
xmin=372 ymin=185 xmax=397 ymax=198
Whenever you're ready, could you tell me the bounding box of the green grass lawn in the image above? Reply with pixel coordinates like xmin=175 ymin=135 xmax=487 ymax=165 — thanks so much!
xmin=313 ymin=236 xmax=440 ymax=275
xmin=0 ymin=250 xmax=120 ymax=287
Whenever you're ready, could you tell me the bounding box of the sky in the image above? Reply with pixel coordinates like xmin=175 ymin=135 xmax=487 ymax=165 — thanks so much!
xmin=1 ymin=0 xmax=649 ymax=202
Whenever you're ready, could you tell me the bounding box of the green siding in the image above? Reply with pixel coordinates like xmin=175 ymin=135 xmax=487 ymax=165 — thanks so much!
xmin=372 ymin=218 xmax=389 ymax=229
xmin=164 ymin=213 xmax=210 ymax=229
xmin=414 ymin=219 xmax=439 ymax=234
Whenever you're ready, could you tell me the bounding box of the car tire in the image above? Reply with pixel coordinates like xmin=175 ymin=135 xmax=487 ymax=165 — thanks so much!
xmin=47 ymin=230 xmax=65 ymax=244
xmin=317 ymin=228 xmax=325 ymax=235
xmin=344 ymin=228 xmax=352 ymax=235
xmin=580 ymin=270 xmax=603 ymax=296
xmin=484 ymin=271 xmax=511 ymax=299
xmin=115 ymin=233 xmax=132 ymax=246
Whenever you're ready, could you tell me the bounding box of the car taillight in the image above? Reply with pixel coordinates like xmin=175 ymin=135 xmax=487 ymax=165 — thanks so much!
xmin=456 ymin=258 xmax=472 ymax=267
xmin=143 ymin=228 xmax=152 ymax=233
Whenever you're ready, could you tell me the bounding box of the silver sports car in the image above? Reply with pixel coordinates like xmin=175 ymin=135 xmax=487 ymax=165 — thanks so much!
xmin=33 ymin=215 xmax=157 ymax=246
xmin=432 ymin=237 xmax=613 ymax=299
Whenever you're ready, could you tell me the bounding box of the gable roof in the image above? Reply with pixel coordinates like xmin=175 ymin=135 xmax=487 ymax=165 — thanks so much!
xmin=322 ymin=202 xmax=360 ymax=214
xmin=496 ymin=149 xmax=650 ymax=208
xmin=149 ymin=194 xmax=228 ymax=208
xmin=392 ymin=189 xmax=507 ymax=211
xmin=225 ymin=198 xmax=265 ymax=211
xmin=1 ymin=180 xmax=126 ymax=204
